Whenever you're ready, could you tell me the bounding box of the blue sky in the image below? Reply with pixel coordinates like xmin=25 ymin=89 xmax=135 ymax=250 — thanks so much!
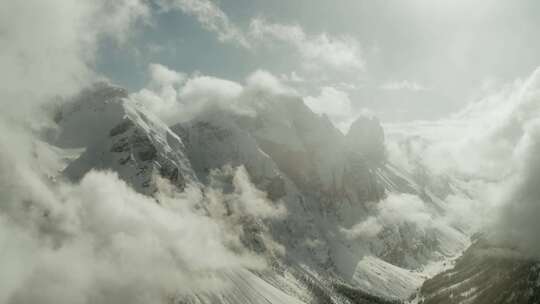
xmin=95 ymin=0 xmax=540 ymax=123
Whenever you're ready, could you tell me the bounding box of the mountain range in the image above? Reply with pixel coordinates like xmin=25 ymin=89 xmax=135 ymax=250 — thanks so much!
xmin=36 ymin=82 xmax=527 ymax=304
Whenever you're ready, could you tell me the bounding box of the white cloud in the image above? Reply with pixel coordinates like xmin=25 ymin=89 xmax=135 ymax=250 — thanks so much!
xmin=95 ymin=0 xmax=150 ymax=43
xmin=149 ymin=63 xmax=186 ymax=87
xmin=177 ymin=73 xmax=249 ymax=119
xmin=131 ymin=64 xmax=246 ymax=124
xmin=230 ymin=166 xmax=287 ymax=219
xmin=0 ymin=164 xmax=269 ymax=303
xmin=377 ymin=193 xmax=433 ymax=227
xmin=0 ymin=0 xmax=149 ymax=120
xmin=280 ymin=71 xmax=305 ymax=83
xmin=0 ymin=1 xmax=287 ymax=302
xmin=336 ymin=82 xmax=360 ymax=91
xmin=180 ymin=74 xmax=244 ymax=101
xmin=488 ymin=70 xmax=540 ymax=257
xmin=304 ymin=86 xmax=353 ymax=122
xmin=341 ymin=193 xmax=433 ymax=240
xmin=385 ymin=67 xmax=540 ymax=258
xmin=246 ymin=70 xmax=297 ymax=96
xmin=146 ymin=4 xmax=365 ymax=71
xmin=130 ymin=63 xmax=186 ymax=124
xmin=380 ymin=80 xmax=429 ymax=92
xmin=132 ymin=65 xmax=300 ymax=125
xmin=133 ymin=64 xmax=363 ymax=135
xmin=205 ymin=166 xmax=286 ymax=220
xmin=147 ymin=63 xmax=185 ymax=105
xmin=154 ymin=0 xmax=250 ymax=47
xmin=249 ymin=18 xmax=364 ymax=72
xmin=341 ymin=216 xmax=383 ymax=239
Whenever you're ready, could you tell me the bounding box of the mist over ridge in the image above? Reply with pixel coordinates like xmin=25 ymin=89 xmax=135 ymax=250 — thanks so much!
xmin=2 ymin=1 xmax=540 ymax=303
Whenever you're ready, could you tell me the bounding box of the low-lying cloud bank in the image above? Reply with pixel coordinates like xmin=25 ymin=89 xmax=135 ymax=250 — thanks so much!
xmin=0 ymin=110 xmax=285 ymax=303
xmin=2 ymin=145 xmax=291 ymax=302
xmin=0 ymin=1 xmax=287 ymax=303
xmin=340 ymin=192 xmax=476 ymax=241
xmin=0 ymin=164 xmax=270 ymax=304
xmin=386 ymin=67 xmax=540 ymax=259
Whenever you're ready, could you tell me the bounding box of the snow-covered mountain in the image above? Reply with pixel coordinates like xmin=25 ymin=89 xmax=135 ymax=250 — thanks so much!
xmin=47 ymin=83 xmax=472 ymax=303
xmin=53 ymin=83 xmax=198 ymax=195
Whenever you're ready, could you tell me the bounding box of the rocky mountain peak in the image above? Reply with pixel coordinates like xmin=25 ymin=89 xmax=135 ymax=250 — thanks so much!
xmin=346 ymin=115 xmax=386 ymax=165
xmin=44 ymin=83 xmax=470 ymax=304
xmin=54 ymin=83 xmax=197 ymax=194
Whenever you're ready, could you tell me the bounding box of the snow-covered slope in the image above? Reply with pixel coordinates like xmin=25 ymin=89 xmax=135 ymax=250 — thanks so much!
xmin=179 ymin=270 xmax=308 ymax=304
xmin=168 ymin=90 xmax=470 ymax=299
xmin=352 ymin=255 xmax=424 ymax=300
xmin=49 ymin=83 xmax=472 ymax=303
xmin=54 ymin=83 xmax=197 ymax=194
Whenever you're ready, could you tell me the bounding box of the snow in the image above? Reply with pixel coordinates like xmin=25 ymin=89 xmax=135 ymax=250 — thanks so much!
xmin=58 ymin=85 xmax=197 ymax=194
xmin=352 ymin=255 xmax=424 ymax=300
xmin=181 ymin=270 xmax=307 ymax=304
xmin=51 ymin=83 xmax=478 ymax=303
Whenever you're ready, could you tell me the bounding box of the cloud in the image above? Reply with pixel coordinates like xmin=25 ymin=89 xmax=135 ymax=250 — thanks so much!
xmin=380 ymin=81 xmax=429 ymax=92
xmin=249 ymin=18 xmax=364 ymax=72
xmin=154 ymin=0 xmax=250 ymax=47
xmin=0 ymin=163 xmax=270 ymax=303
xmin=130 ymin=63 xmax=186 ymax=124
xmin=341 ymin=193 xmax=433 ymax=240
xmin=0 ymin=1 xmax=288 ymax=302
xmin=378 ymin=193 xmax=433 ymax=227
xmin=304 ymin=86 xmax=353 ymax=124
xmin=229 ymin=166 xmax=287 ymax=219
xmin=181 ymin=74 xmax=244 ymax=101
xmin=95 ymin=0 xmax=150 ymax=43
xmin=336 ymin=82 xmax=360 ymax=91
xmin=246 ymin=69 xmax=297 ymax=96
xmin=0 ymin=110 xmax=284 ymax=303
xmin=385 ymin=67 xmax=540 ymax=258
xmin=487 ymin=69 xmax=540 ymax=257
xmin=140 ymin=4 xmax=366 ymax=72
xmin=131 ymin=65 xmax=246 ymax=124
xmin=202 ymin=166 xmax=287 ymax=222
xmin=149 ymin=63 xmax=186 ymax=88
xmin=0 ymin=0 xmax=149 ymax=120
xmin=280 ymin=71 xmax=305 ymax=83
xmin=341 ymin=216 xmax=383 ymax=239
xmin=131 ymin=65 xmax=299 ymax=125
xmin=134 ymin=64 xmax=358 ymax=134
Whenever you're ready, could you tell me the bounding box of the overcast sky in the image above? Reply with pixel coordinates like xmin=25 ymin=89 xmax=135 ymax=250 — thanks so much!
xmin=95 ymin=0 xmax=540 ymax=122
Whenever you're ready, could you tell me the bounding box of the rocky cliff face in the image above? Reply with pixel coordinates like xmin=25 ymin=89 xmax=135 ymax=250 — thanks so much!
xmin=54 ymin=83 xmax=197 ymax=195
xmin=346 ymin=115 xmax=386 ymax=165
